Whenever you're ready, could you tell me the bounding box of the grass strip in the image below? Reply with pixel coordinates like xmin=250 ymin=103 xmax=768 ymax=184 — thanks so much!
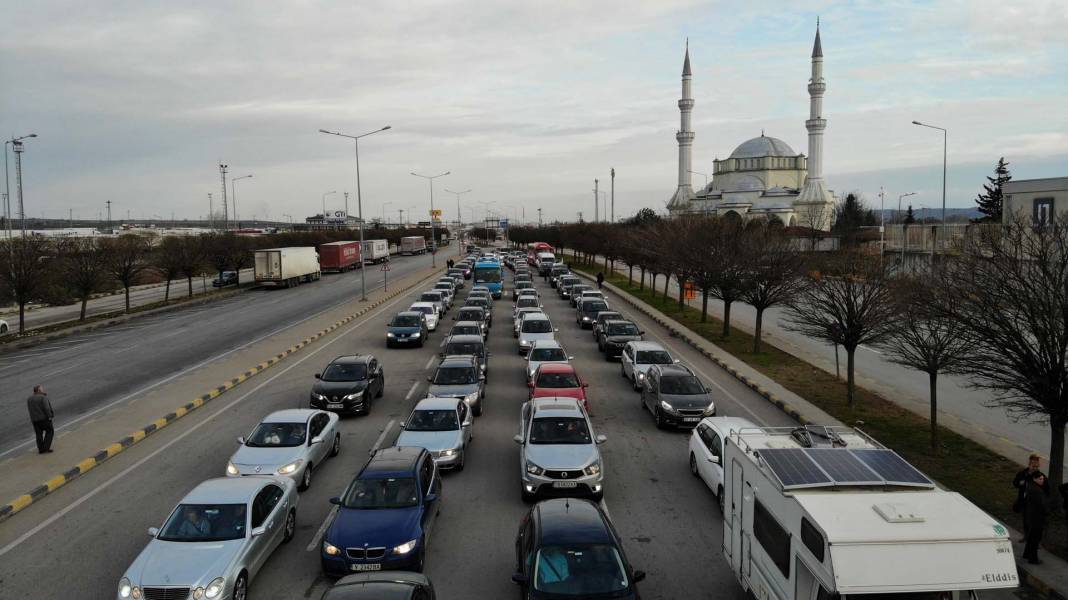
xmin=572 ymin=261 xmax=1066 ymax=561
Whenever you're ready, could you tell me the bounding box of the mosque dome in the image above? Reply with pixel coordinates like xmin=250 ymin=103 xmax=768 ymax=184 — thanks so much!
xmin=729 ymin=135 xmax=797 ymax=159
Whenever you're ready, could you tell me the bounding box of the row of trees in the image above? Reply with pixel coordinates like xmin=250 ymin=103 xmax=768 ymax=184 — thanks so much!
xmin=510 ymin=214 xmax=1066 ymax=491
xmin=0 ymin=225 xmax=450 ymax=334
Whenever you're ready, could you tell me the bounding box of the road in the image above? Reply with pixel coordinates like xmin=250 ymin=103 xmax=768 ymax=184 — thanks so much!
xmin=0 ymin=258 xmax=427 ymax=459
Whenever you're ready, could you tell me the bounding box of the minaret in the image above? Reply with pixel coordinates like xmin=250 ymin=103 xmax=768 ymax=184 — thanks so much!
xmin=797 ymin=20 xmax=833 ymax=224
xmin=667 ymin=41 xmax=696 ymax=212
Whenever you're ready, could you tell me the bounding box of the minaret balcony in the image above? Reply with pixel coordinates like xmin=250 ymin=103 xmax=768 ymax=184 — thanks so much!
xmin=807 ymin=81 xmax=826 ymax=94
xmin=805 ymin=118 xmax=826 ymax=132
xmin=678 ymin=99 xmax=694 ymax=110
xmin=676 ymin=131 xmax=695 ymax=143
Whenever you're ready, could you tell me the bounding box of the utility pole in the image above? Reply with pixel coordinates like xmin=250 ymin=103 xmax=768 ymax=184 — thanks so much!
xmin=593 ymin=179 xmax=599 ymax=222
xmin=208 ymin=193 xmax=214 ymax=230
xmin=344 ymin=192 xmax=350 ymax=222
xmin=106 ymin=200 xmax=112 ymax=234
xmin=13 ymin=140 xmax=26 ymax=235
xmin=69 ymin=208 xmax=73 ymax=228
xmin=219 ymin=163 xmax=229 ymax=230
xmin=537 ymin=208 xmax=543 ymax=227
xmin=410 ymin=170 xmax=450 ymax=267
xmin=610 ymin=168 xmax=615 ymax=222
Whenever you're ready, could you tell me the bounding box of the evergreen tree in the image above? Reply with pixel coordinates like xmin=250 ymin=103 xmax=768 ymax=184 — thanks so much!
xmin=832 ymin=192 xmax=868 ymax=232
xmin=905 ymin=205 xmax=916 ymax=224
xmin=975 ymin=157 xmax=1011 ymax=222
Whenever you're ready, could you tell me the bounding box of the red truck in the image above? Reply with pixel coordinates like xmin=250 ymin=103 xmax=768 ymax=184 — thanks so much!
xmin=319 ymin=241 xmax=362 ymax=272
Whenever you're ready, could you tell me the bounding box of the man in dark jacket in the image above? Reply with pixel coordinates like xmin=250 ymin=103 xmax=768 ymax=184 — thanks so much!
xmin=1013 ymin=454 xmax=1044 ymax=537
xmin=1022 ymin=472 xmax=1049 ymax=565
xmin=27 ymin=384 xmax=54 ymax=454
xmin=596 ymin=272 xmax=605 ymax=289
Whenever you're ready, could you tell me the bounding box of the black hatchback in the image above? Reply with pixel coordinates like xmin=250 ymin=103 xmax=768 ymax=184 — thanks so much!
xmin=311 ymin=354 xmax=385 ymax=415
xmin=513 ymin=499 xmax=645 ymax=599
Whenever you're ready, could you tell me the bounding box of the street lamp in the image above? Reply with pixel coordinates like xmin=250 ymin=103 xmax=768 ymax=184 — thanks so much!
xmin=410 ymin=170 xmax=450 ymax=267
xmin=898 ymin=192 xmax=917 ymax=264
xmin=231 ymin=174 xmax=252 ymax=229
xmin=319 ymin=125 xmax=392 ymax=301
xmin=688 ymin=170 xmax=708 ymax=188
xmin=321 ymin=190 xmax=337 ymax=218
xmin=912 ymin=120 xmax=947 ymax=246
xmin=477 ymin=200 xmax=495 ymax=246
xmin=5 ymin=133 xmax=37 ymax=237
xmin=381 ymin=201 xmax=393 ymax=225
xmin=445 ymin=188 xmax=471 ymax=256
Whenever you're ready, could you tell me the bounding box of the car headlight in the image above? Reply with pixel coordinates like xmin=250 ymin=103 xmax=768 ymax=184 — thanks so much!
xmin=118 ymin=578 xmax=137 ymax=599
xmin=637 ymin=372 xmax=645 ymax=380
xmin=703 ymin=402 xmax=717 ymax=416
xmin=226 ymin=461 xmax=239 ymax=476
xmin=323 ymin=540 xmax=341 ymax=556
xmin=464 ymin=391 xmax=479 ymax=403
xmin=277 ymin=459 xmax=304 ymax=475
xmin=386 ymin=332 xmax=396 ymax=338
xmin=584 ymin=462 xmax=601 ymax=476
xmin=205 ymin=577 xmax=226 ymax=599
xmin=312 ymin=392 xmax=326 ymax=400
xmin=411 ymin=332 xmax=421 ymax=338
xmin=519 ymin=339 xmax=531 ymax=347
xmin=659 ymin=400 xmax=676 ymax=414
xmin=393 ymin=538 xmax=419 ymax=555
xmin=525 ymin=460 xmax=545 ymax=476
xmin=439 ymin=448 xmax=457 ymax=457
xmin=583 ymin=316 xmax=591 ymax=321
xmin=344 ymin=391 xmax=363 ymax=400
xmin=480 ymin=363 xmax=486 ymax=371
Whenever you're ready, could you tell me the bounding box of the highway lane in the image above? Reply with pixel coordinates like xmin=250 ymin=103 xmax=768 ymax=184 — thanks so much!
xmin=0 ymin=254 xmax=433 ymax=458
xmin=0 ymin=256 xmax=805 ymax=600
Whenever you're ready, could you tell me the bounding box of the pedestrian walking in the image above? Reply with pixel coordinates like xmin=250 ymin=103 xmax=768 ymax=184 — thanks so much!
xmin=1022 ymin=472 xmax=1050 ymax=565
xmin=1013 ymin=454 xmax=1046 ymax=539
xmin=596 ymin=271 xmax=605 ymax=289
xmin=27 ymin=384 xmax=55 ymax=454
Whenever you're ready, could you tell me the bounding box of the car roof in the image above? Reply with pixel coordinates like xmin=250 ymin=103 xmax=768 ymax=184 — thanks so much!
xmin=446 ymin=334 xmax=484 ymax=344
xmin=329 ymin=354 xmax=372 ymax=365
xmin=394 ymin=311 xmax=422 ymax=318
xmin=629 ymin=341 xmax=666 ymax=351
xmin=262 ymin=409 xmax=319 ymax=423
xmin=334 ymin=571 xmax=431 ymax=588
xmin=452 ymin=321 xmax=481 ymax=328
xmin=653 ymin=364 xmax=695 ymax=377
xmin=535 ymin=499 xmax=613 ymax=545
xmin=410 ymin=302 xmax=435 ymax=308
xmin=458 ymin=306 xmax=485 ymax=315
xmin=363 ymin=446 xmax=425 ymax=477
xmin=699 ymin=416 xmax=757 ymax=435
xmin=438 ymin=355 xmax=478 ymax=367
xmin=530 ymin=396 xmax=584 ymax=416
xmin=413 ymin=396 xmax=462 ymax=411
xmin=184 ymin=477 xmax=281 ymax=504
xmin=524 ymin=313 xmax=551 ymax=322
xmin=529 ymin=339 xmax=562 ymax=350
xmin=422 ymin=290 xmax=444 ymax=296
xmin=604 ymin=319 xmax=636 ymax=327
xmin=536 ymin=363 xmax=576 ymax=375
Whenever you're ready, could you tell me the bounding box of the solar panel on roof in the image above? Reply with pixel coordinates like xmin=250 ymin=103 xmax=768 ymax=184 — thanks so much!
xmin=851 ymin=449 xmax=933 ymax=486
xmin=805 ymin=449 xmax=882 ymax=484
xmin=757 ymin=448 xmax=832 ymax=488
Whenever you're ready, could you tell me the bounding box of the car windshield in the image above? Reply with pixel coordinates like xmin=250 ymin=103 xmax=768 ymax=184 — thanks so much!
xmin=391 ymin=315 xmax=422 ymax=327
xmin=636 ymin=350 xmax=673 ymax=364
xmin=246 ymin=422 xmax=307 ymax=447
xmin=518 ymin=298 xmax=539 ymax=308
xmin=411 ymin=306 xmax=434 ymax=315
xmin=607 ymin=323 xmax=639 ymax=336
xmin=536 ymin=372 xmax=580 ymax=388
xmin=466 ymin=299 xmax=488 ymax=307
xmin=421 ymin=294 xmax=440 ymax=302
xmin=534 ymin=544 xmax=629 ymax=595
xmin=446 ymin=342 xmax=484 ymax=357
xmin=517 ymin=282 xmax=533 ymax=289
xmin=158 ymin=503 xmax=247 ymax=542
xmin=660 ymin=375 xmax=705 ymax=395
xmin=529 ymin=417 xmax=591 ymax=444
xmin=572 ymin=286 xmax=590 ymax=294
xmin=582 ymin=302 xmax=609 ymax=314
xmin=434 ymin=367 xmax=477 ymax=385
xmin=474 ymin=268 xmax=502 ymax=283
xmin=596 ymin=314 xmax=621 ymax=324
xmin=530 ymin=348 xmax=567 ymax=362
xmin=405 ymin=409 xmax=459 ymax=431
xmin=342 ymin=477 xmax=419 ymax=509
xmin=458 ymin=310 xmax=483 ymax=321
xmin=523 ymin=320 xmax=553 ymax=333
xmin=322 ymin=363 xmax=367 ymax=382
xmin=453 ymin=326 xmax=480 ymax=336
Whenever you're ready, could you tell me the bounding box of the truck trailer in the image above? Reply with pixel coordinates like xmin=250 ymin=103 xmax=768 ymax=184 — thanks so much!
xmin=254 ymin=247 xmax=321 ymax=288
xmin=721 ymin=425 xmax=1017 ymax=600
xmin=361 ymin=239 xmax=390 ymax=264
xmin=400 ymin=236 xmax=427 ymax=255
xmin=319 ymin=241 xmax=362 ymax=273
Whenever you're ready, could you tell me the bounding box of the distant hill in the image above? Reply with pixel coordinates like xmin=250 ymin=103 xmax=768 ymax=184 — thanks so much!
xmin=876 ymin=207 xmax=983 ymax=223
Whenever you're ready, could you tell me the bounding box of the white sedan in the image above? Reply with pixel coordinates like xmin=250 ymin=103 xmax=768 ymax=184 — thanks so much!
xmin=525 ymin=339 xmax=572 ymax=381
xmin=227 ymin=409 xmax=340 ymax=491
xmin=620 ymin=341 xmax=677 ymax=390
xmin=409 ymin=302 xmax=440 ymax=331
xmin=688 ymin=416 xmax=756 ymax=512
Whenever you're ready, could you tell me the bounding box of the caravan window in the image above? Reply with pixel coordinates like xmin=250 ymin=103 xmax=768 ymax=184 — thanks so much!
xmin=801 ymin=517 xmax=825 ymax=562
xmin=754 ymin=499 xmax=791 ymax=578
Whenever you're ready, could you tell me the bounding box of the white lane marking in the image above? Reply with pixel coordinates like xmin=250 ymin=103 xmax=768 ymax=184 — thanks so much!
xmin=404 ymin=381 xmax=420 ymax=401
xmin=306 ymin=505 xmax=339 ymax=552
xmin=859 ymin=344 xmax=882 ymax=355
xmin=424 ymin=355 xmax=437 ymax=370
xmin=0 ymin=282 xmax=417 ymax=557
xmin=0 ymin=274 xmax=408 ymax=459
xmin=371 ymin=420 xmax=395 ymax=454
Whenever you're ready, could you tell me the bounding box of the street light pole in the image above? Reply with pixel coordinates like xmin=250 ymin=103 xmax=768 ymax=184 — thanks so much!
xmin=4 ymin=134 xmax=36 ymax=239
xmin=912 ymin=120 xmax=947 ymax=248
xmin=231 ymin=174 xmax=252 ymax=230
xmin=688 ymin=170 xmax=708 ymax=187
xmin=445 ymin=188 xmax=471 ymax=256
xmin=410 ymin=170 xmax=450 ymax=267
xmin=219 ymin=164 xmax=229 ymax=230
xmin=898 ymin=191 xmax=917 ymax=265
xmin=610 ymin=167 xmax=615 ymax=222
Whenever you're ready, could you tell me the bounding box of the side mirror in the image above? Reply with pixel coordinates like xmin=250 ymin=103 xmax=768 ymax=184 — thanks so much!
xmin=595 ymin=434 xmax=608 ymax=445
xmin=147 ymin=527 xmax=159 ymax=537
xmin=236 ymin=436 xmax=245 ymax=445
xmin=399 ymin=421 xmax=407 ymax=429
xmin=329 ymin=497 xmax=341 ymax=505
xmin=480 ymin=373 xmax=486 ymax=381
xmin=633 ymin=570 xmax=646 ymax=583
xmin=463 ymin=418 xmax=473 ymax=427
xmin=314 ymin=373 xmax=321 ymax=379
xmin=674 ymin=359 xmax=681 ymax=363
xmin=438 ymin=352 xmax=446 ymax=358
xmin=511 ymin=572 xmax=530 ymax=586
xmin=311 ymin=436 xmax=324 ymax=445
xmin=426 ymin=375 xmax=433 ymax=382
xmin=554 ymin=328 xmax=560 ymax=332
xmin=424 ymin=492 xmax=438 ymax=504
xmin=513 ymin=434 xmax=524 ymax=445
xmin=639 ymin=330 xmax=645 ymax=335
xmin=251 ymin=526 xmax=266 ymax=537
xmin=568 ymin=356 xmax=575 ymax=360
xmin=709 ymin=455 xmax=721 ymax=464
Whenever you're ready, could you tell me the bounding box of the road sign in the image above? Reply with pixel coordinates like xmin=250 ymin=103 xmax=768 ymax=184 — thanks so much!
xmin=429 ymin=209 xmax=442 ymax=218
xmin=684 ymin=282 xmax=697 ymax=300
xmin=380 ymin=264 xmax=391 ymax=271
xmin=499 ymin=218 xmax=509 ymax=228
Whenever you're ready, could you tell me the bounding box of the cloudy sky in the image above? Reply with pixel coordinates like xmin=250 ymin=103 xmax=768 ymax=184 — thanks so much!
xmin=1 ymin=0 xmax=1065 ymax=225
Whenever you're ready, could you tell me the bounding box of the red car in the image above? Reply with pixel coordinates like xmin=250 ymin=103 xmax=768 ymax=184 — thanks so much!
xmin=528 ymin=363 xmax=589 ymax=411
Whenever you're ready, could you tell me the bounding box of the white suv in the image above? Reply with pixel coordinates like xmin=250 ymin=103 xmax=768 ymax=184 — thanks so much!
xmin=514 ymin=397 xmax=606 ymax=502
xmin=620 ymin=341 xmax=677 ymax=390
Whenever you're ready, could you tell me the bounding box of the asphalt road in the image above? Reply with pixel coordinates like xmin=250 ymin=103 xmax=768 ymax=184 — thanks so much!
xmin=0 ymin=255 xmax=801 ymax=600
xmin=0 ymin=256 xmax=431 ymax=459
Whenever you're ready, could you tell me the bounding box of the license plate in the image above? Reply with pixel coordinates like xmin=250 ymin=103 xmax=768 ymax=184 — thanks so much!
xmin=327 ymin=403 xmax=344 ymax=409
xmin=553 ymin=481 xmax=578 ymax=489
xmin=683 ymin=417 xmax=700 ymax=422
xmin=351 ymin=563 xmax=381 ymax=572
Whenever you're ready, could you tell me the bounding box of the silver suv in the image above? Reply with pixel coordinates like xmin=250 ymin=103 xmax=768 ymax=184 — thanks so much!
xmin=514 ymin=396 xmax=606 ymax=502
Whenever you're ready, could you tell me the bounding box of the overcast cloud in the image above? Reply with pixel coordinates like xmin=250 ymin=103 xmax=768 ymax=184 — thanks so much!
xmin=1 ymin=0 xmax=1065 ymax=224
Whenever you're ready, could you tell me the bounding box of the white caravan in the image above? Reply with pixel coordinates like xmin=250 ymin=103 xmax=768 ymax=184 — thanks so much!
xmin=722 ymin=425 xmax=1017 ymax=600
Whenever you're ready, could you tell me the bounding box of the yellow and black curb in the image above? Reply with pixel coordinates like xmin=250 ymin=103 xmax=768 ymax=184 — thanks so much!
xmin=573 ymin=271 xmax=816 ymax=426
xmin=0 ymin=267 xmax=440 ymax=524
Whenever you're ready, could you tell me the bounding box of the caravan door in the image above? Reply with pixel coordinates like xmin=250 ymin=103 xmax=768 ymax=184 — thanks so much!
xmin=731 ymin=459 xmax=745 ymax=573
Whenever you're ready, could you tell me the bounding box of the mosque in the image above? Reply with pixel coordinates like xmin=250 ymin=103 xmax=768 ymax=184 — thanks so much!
xmin=666 ymin=23 xmax=836 ymax=229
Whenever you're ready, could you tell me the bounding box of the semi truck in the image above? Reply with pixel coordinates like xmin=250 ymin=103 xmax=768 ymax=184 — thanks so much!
xmin=319 ymin=241 xmax=362 ymax=272
xmin=361 ymin=239 xmax=390 ymax=264
xmin=721 ymin=425 xmax=1017 ymax=600
xmin=401 ymin=236 xmax=428 ymax=255
xmin=254 ymin=247 xmax=321 ymax=288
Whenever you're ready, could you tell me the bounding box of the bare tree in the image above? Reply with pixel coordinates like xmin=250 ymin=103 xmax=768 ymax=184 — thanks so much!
xmin=784 ymin=252 xmax=900 ymax=407
xmin=705 ymin=218 xmax=751 ymax=336
xmin=0 ymin=237 xmax=54 ymax=333
xmin=934 ymin=216 xmax=1068 ymax=490
xmin=796 ymin=202 xmax=831 ymax=251
xmin=742 ymin=222 xmax=805 ymax=352
xmin=155 ymin=236 xmax=186 ymax=302
xmin=58 ymin=237 xmax=111 ymax=320
xmin=103 ymin=235 xmax=152 ymax=313
xmin=226 ymin=236 xmax=255 ymax=285
xmin=176 ymin=236 xmax=207 ymax=297
xmin=878 ymin=275 xmax=971 ymax=449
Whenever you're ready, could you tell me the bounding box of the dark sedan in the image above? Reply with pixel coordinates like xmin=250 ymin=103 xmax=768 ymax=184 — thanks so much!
xmin=311 ymin=355 xmax=385 ymax=416
xmin=599 ymin=320 xmax=644 ymax=359
xmin=324 ymin=572 xmax=436 ymax=599
xmin=387 ymin=311 xmax=429 ymax=348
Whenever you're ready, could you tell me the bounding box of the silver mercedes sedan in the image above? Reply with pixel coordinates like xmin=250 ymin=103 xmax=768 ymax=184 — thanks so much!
xmin=117 ymin=476 xmax=298 ymax=600
xmin=226 ymin=409 xmax=341 ymax=491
